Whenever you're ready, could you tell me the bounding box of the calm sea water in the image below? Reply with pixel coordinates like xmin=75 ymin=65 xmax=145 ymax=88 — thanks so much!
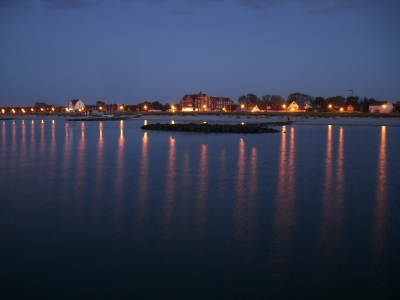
xmin=1 ymin=118 xmax=400 ymax=299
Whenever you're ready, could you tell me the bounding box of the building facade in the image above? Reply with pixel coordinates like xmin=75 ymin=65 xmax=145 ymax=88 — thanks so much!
xmin=68 ymin=99 xmax=85 ymax=111
xmin=179 ymin=91 xmax=234 ymax=111
xmin=369 ymin=100 xmax=393 ymax=113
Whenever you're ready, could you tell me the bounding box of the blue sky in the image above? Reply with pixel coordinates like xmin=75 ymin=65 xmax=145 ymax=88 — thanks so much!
xmin=1 ymin=0 xmax=399 ymax=106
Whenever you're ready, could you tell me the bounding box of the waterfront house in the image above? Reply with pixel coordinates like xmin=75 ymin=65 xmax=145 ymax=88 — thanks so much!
xmin=346 ymin=104 xmax=354 ymax=112
xmin=68 ymin=99 xmax=85 ymax=112
xmin=369 ymin=100 xmax=393 ymax=113
xmin=285 ymin=101 xmax=299 ymax=112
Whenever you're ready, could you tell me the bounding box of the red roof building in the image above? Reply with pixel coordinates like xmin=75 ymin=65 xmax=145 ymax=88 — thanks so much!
xmin=179 ymin=91 xmax=234 ymax=112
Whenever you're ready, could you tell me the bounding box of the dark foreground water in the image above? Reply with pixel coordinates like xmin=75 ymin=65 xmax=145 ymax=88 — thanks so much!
xmin=1 ymin=118 xmax=400 ymax=299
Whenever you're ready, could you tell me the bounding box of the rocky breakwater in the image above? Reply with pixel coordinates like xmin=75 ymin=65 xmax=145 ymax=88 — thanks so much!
xmin=141 ymin=122 xmax=291 ymax=133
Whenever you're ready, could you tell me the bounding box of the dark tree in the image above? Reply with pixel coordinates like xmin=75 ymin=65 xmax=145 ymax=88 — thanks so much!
xmin=34 ymin=102 xmax=48 ymax=108
xmin=361 ymin=97 xmax=369 ymax=112
xmin=150 ymin=101 xmax=164 ymax=110
xmin=246 ymin=93 xmax=260 ymax=104
xmin=326 ymin=96 xmax=345 ymax=108
xmin=164 ymin=103 xmax=171 ymax=111
xmin=314 ymin=96 xmax=326 ymax=111
xmin=261 ymin=94 xmax=271 ymax=103
xmin=238 ymin=95 xmax=248 ymax=104
xmin=346 ymin=96 xmax=359 ymax=106
xmin=270 ymin=95 xmax=285 ymax=108
xmin=287 ymin=92 xmax=313 ymax=103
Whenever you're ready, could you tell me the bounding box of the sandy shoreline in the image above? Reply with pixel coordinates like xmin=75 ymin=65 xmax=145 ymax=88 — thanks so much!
xmin=2 ymin=114 xmax=400 ymax=126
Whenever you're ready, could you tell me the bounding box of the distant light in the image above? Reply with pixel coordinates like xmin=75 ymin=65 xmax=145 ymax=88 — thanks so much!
xmin=282 ymin=104 xmax=286 ymax=109
xmin=241 ymin=122 xmax=244 ymax=125
xmin=382 ymin=104 xmax=387 ymax=108
xmin=12 ymin=109 xmax=15 ymax=113
xmin=119 ymin=105 xmax=124 ymax=110
xmin=340 ymin=107 xmax=344 ymax=112
xmin=21 ymin=109 xmax=25 ymax=113
xmin=203 ymin=121 xmax=207 ymax=124
xmin=291 ymin=107 xmax=294 ymax=111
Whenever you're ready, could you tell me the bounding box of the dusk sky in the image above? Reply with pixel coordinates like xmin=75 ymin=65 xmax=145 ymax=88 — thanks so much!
xmin=1 ymin=0 xmax=399 ymax=107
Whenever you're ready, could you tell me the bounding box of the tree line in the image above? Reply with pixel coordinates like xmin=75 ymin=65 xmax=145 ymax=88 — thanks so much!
xmin=237 ymin=92 xmax=381 ymax=112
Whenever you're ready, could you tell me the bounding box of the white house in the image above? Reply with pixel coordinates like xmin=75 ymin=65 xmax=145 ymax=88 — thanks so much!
xmin=285 ymin=101 xmax=299 ymax=111
xmin=68 ymin=99 xmax=85 ymax=112
xmin=369 ymin=100 xmax=393 ymax=113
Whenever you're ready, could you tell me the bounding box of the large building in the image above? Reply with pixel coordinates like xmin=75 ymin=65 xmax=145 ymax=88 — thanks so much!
xmin=179 ymin=91 xmax=234 ymax=112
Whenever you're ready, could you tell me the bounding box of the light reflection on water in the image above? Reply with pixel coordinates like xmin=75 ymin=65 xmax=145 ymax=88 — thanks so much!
xmin=137 ymin=131 xmax=149 ymax=226
xmin=164 ymin=136 xmax=176 ymax=229
xmin=372 ymin=126 xmax=387 ymax=280
xmin=0 ymin=121 xmax=400 ymax=299
xmin=273 ymin=126 xmax=296 ymax=277
xmin=196 ymin=143 xmax=208 ymax=232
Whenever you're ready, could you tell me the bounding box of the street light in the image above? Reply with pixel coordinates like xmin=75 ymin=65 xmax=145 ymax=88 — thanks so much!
xmin=203 ymin=104 xmax=206 ymax=111
xmin=144 ymin=105 xmax=147 ymax=111
xmin=241 ymin=104 xmax=244 ymax=111
xmin=282 ymin=104 xmax=286 ymax=110
xmin=340 ymin=107 xmax=344 ymax=112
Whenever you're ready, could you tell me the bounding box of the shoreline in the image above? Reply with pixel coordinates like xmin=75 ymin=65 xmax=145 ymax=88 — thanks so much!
xmin=2 ymin=114 xmax=400 ymax=127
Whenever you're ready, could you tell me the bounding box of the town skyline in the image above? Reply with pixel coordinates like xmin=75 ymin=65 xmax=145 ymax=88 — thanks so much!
xmin=1 ymin=0 xmax=400 ymax=106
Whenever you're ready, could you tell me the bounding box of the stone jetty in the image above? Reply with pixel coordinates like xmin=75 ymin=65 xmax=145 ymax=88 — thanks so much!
xmin=141 ymin=122 xmax=291 ymax=133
